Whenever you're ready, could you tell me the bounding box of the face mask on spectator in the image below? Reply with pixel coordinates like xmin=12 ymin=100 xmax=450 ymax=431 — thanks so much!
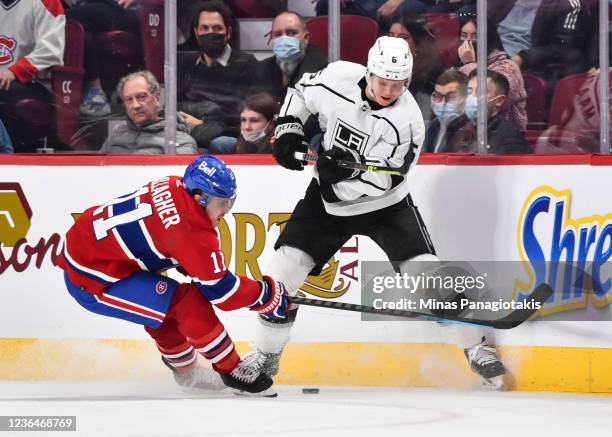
xmin=272 ymin=36 xmax=302 ymax=61
xmin=241 ymin=125 xmax=269 ymax=143
xmin=465 ymin=95 xmax=478 ymax=121
xmin=432 ymin=102 xmax=462 ymax=125
xmin=465 ymin=95 xmax=504 ymax=121
xmin=198 ymin=33 xmax=226 ymax=58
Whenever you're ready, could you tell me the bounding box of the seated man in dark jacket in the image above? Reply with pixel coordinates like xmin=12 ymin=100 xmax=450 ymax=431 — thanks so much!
xmin=252 ymin=11 xmax=327 ymax=105
xmin=424 ymin=69 xmax=476 ymax=153
xmin=252 ymin=11 xmax=328 ymax=144
xmin=465 ymin=69 xmax=530 ymax=154
xmin=178 ymin=0 xmax=257 ymax=153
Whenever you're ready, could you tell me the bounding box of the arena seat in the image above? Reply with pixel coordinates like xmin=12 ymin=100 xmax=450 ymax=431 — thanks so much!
xmin=51 ymin=19 xmax=86 ymax=146
xmin=522 ymin=73 xmax=548 ymax=130
xmin=231 ymin=0 xmax=279 ymax=18
xmin=421 ymin=13 xmax=460 ymax=67
xmin=306 ymin=15 xmax=379 ymax=65
xmin=139 ymin=0 xmax=164 ymax=82
xmin=95 ymin=30 xmax=143 ymax=91
xmin=13 ymin=19 xmax=86 ymax=148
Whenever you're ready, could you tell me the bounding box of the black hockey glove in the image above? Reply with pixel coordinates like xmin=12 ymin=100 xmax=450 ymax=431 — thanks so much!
xmin=316 ymin=147 xmax=361 ymax=184
xmin=272 ymin=116 xmax=308 ymax=171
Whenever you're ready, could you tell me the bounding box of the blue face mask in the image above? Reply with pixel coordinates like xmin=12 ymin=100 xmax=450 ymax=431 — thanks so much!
xmin=465 ymin=95 xmax=478 ymax=121
xmin=272 ymin=36 xmax=302 ymax=61
xmin=432 ymin=102 xmax=462 ymax=125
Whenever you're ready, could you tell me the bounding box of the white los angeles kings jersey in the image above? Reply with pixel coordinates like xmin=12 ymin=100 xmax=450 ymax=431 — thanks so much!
xmin=281 ymin=61 xmax=425 ymax=216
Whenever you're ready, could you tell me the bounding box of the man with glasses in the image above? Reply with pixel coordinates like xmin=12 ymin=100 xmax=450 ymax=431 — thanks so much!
xmin=100 ymin=71 xmax=197 ymax=154
xmin=424 ymin=69 xmax=475 ymax=153
xmin=57 ymin=155 xmax=289 ymax=396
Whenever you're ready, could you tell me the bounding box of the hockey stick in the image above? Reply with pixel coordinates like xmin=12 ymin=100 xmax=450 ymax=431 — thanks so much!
xmin=287 ymin=282 xmax=552 ymax=329
xmin=294 ymin=152 xmax=409 ymax=176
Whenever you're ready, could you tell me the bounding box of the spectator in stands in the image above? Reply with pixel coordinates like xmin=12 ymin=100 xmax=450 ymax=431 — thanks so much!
xmin=457 ymin=12 xmax=527 ymax=130
xmin=252 ymin=11 xmax=327 ymax=105
xmin=465 ymin=69 xmax=529 ymax=153
xmin=64 ymin=0 xmax=139 ymax=117
xmin=489 ymin=0 xmax=592 ymax=81
xmin=424 ymin=69 xmax=475 ymax=153
xmin=178 ymin=0 xmax=256 ymax=153
xmin=0 ymin=120 xmax=15 ymax=153
xmin=386 ymin=16 xmax=445 ymax=121
xmin=235 ymin=92 xmax=278 ymax=154
xmin=536 ymin=68 xmax=608 ymax=154
xmin=0 ymin=0 xmax=65 ymax=152
xmin=100 ymin=71 xmax=197 ymax=154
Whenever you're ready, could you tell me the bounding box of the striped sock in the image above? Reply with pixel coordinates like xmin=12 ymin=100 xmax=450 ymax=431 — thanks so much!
xmin=193 ymin=329 xmax=240 ymax=374
xmin=160 ymin=344 xmax=197 ymax=374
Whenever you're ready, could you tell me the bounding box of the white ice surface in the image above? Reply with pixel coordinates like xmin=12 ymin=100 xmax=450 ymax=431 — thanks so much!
xmin=0 ymin=382 xmax=611 ymax=437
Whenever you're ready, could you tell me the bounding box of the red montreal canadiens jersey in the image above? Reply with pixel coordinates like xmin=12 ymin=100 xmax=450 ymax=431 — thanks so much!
xmin=57 ymin=175 xmax=261 ymax=310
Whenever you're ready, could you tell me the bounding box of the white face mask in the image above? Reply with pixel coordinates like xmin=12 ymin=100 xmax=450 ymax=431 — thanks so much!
xmin=241 ymin=126 xmax=268 ymax=143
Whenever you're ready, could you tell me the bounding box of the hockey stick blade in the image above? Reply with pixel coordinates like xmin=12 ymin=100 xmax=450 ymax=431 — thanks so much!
xmin=293 ymin=152 xmax=408 ymax=176
xmin=287 ymin=283 xmax=552 ymax=329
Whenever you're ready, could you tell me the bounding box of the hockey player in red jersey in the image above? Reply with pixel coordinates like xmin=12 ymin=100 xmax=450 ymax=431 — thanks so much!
xmin=56 ymin=155 xmax=288 ymax=396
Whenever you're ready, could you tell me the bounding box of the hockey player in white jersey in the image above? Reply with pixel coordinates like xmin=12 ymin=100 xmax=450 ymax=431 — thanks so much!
xmin=250 ymin=36 xmax=507 ymax=388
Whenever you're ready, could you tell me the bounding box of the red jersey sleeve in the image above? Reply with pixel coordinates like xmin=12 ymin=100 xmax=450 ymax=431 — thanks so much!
xmin=165 ymin=181 xmax=264 ymax=311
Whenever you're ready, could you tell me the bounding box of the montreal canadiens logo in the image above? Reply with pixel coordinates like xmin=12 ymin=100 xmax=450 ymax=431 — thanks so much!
xmin=0 ymin=37 xmax=17 ymax=66
xmin=156 ymin=280 xmax=168 ymax=294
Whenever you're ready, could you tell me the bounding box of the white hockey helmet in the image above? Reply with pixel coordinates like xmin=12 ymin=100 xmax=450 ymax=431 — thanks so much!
xmin=367 ymin=36 xmax=413 ymax=82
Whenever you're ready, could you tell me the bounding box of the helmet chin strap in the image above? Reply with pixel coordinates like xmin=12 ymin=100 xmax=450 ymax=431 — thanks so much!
xmin=365 ymin=72 xmax=377 ymax=101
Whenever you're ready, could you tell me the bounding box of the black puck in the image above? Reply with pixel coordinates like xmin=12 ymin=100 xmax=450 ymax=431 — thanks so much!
xmin=302 ymin=388 xmax=319 ymax=394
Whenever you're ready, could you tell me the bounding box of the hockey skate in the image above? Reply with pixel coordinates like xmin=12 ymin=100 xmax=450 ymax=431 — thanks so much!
xmin=162 ymin=356 xmax=226 ymax=392
xmin=241 ymin=349 xmax=282 ymax=378
xmin=464 ymin=337 xmax=507 ymax=389
xmin=220 ymin=355 xmax=277 ymax=397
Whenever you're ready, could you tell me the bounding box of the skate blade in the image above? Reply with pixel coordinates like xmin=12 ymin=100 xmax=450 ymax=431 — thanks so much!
xmin=481 ymin=375 xmax=505 ymax=390
xmin=180 ymin=383 xmax=227 ymax=393
xmin=232 ymin=387 xmax=278 ymax=398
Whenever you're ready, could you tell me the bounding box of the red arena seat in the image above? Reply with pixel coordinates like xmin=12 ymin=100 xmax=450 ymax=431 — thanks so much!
xmin=421 ymin=13 xmax=460 ymax=67
xmin=95 ymin=30 xmax=143 ymax=90
xmin=139 ymin=0 xmax=164 ymax=82
xmin=523 ymin=73 xmax=548 ymax=130
xmin=306 ymin=15 xmax=379 ymax=65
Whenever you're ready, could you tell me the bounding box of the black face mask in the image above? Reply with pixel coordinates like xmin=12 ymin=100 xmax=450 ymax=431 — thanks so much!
xmin=198 ymin=33 xmax=226 ymax=59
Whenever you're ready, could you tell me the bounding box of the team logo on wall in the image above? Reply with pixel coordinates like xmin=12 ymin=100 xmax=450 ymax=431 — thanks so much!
xmin=0 ymin=183 xmax=61 ymax=274
xmin=516 ymin=186 xmax=612 ymax=316
xmin=215 ymin=213 xmax=359 ymax=301
xmin=0 ymin=36 xmax=16 ymax=65
xmin=299 ymin=238 xmax=359 ymax=299
xmin=331 ymin=119 xmax=370 ymax=154
xmin=0 ymin=183 xmax=32 ymax=247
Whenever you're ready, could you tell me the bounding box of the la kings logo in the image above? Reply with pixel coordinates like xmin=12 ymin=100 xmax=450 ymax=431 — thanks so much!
xmin=332 ymin=119 xmax=370 ymax=154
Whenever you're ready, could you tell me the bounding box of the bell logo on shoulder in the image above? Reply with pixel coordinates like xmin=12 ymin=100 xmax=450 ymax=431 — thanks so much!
xmin=0 ymin=36 xmax=17 ymax=66
xmin=198 ymin=161 xmax=217 ymax=177
xmin=156 ymin=280 xmax=168 ymax=294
